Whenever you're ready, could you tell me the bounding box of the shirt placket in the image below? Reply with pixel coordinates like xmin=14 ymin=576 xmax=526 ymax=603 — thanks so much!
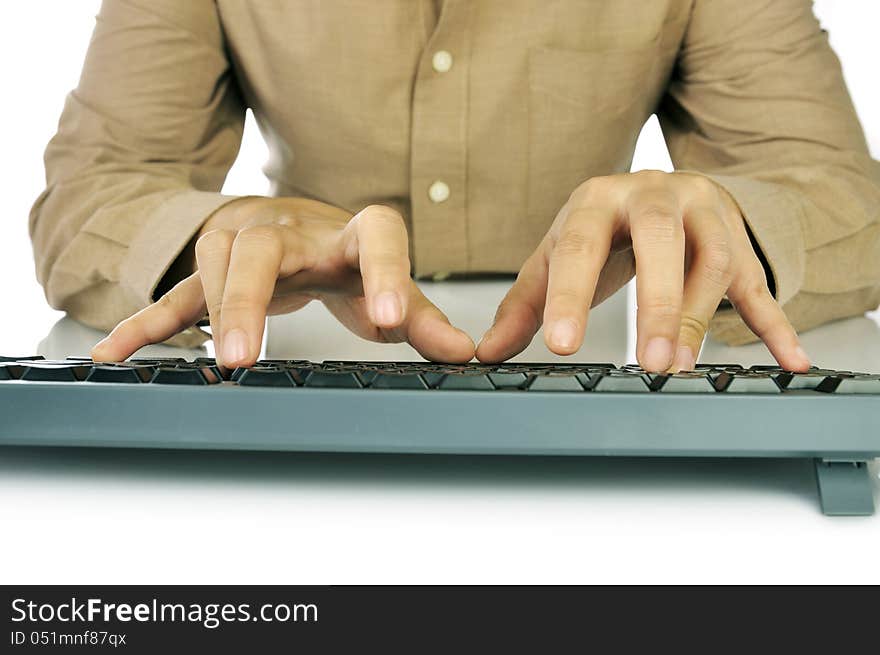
xmin=409 ymin=0 xmax=472 ymax=278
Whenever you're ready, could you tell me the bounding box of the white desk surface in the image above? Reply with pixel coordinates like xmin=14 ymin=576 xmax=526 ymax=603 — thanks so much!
xmin=2 ymin=280 xmax=879 ymax=584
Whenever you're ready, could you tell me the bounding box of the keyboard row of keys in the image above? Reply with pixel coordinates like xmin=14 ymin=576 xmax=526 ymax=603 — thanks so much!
xmin=2 ymin=358 xmax=879 ymax=393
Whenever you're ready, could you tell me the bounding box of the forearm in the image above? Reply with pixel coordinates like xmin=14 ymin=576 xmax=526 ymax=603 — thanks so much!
xmin=30 ymin=182 xmax=241 ymax=339
xmin=660 ymin=0 xmax=880 ymax=341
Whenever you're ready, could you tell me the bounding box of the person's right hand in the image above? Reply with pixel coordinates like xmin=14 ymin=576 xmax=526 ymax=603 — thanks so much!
xmin=91 ymin=197 xmax=476 ymax=367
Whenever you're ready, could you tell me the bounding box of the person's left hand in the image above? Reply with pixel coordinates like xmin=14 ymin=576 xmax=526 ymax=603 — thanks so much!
xmin=476 ymin=170 xmax=811 ymax=372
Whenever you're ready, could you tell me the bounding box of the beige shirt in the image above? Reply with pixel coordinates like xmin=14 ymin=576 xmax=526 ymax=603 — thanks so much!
xmin=30 ymin=0 xmax=880 ymax=348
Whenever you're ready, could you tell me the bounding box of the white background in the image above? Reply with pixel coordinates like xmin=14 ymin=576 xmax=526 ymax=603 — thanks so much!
xmin=0 ymin=2 xmax=879 ymax=585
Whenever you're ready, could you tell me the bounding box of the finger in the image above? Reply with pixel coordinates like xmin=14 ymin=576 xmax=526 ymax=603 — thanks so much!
xmin=671 ymin=209 xmax=733 ymax=371
xmin=629 ymin=192 xmax=685 ymax=372
xmin=91 ymin=274 xmax=207 ymax=362
xmin=400 ymin=285 xmax=475 ymax=362
xmin=543 ymin=207 xmax=613 ymax=355
xmin=727 ymin=272 xmax=811 ymax=372
xmin=218 ymin=225 xmax=287 ymax=368
xmin=344 ymin=205 xmax=411 ymax=329
xmin=322 ymin=282 xmax=475 ymax=362
xmin=475 ymin=247 xmax=548 ymax=363
xmin=194 ymin=228 xmax=235 ymax=360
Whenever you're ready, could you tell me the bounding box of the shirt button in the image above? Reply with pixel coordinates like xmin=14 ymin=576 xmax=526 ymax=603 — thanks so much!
xmin=428 ymin=180 xmax=450 ymax=203
xmin=431 ymin=50 xmax=454 ymax=73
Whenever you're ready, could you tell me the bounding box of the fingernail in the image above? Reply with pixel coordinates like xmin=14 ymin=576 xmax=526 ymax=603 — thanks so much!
xmin=672 ymin=345 xmax=696 ymax=372
xmin=222 ymin=328 xmax=249 ymax=366
xmin=643 ymin=337 xmax=673 ymax=371
xmin=549 ymin=319 xmax=579 ymax=351
xmin=795 ymin=345 xmax=810 ymax=367
xmin=374 ymin=292 xmax=402 ymax=326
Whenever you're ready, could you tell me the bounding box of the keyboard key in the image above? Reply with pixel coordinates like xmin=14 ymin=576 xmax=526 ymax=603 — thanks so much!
xmin=131 ymin=357 xmax=187 ymax=365
xmin=420 ymin=371 xmax=447 ymax=388
xmin=487 ymin=371 xmax=528 ymax=389
xmin=714 ymin=372 xmax=781 ymax=393
xmin=0 ymin=363 xmax=23 ymax=380
xmin=527 ymin=372 xmax=588 ymax=391
xmin=591 ymin=371 xmax=650 ymax=392
xmin=653 ymin=372 xmax=716 ymax=393
xmin=695 ymin=363 xmax=743 ymax=371
xmin=438 ymin=372 xmax=495 ymax=390
xmin=748 ymin=364 xmax=785 ymax=373
xmin=352 ymin=369 xmax=381 ymax=385
xmin=20 ymin=363 xmax=90 ymax=382
xmin=151 ymin=365 xmax=220 ymax=385
xmin=86 ymin=364 xmax=155 ymax=384
xmin=776 ymin=371 xmax=841 ymax=393
xmin=834 ymin=374 xmax=880 ymax=394
xmin=370 ymin=372 xmax=429 ymax=389
xmin=236 ymin=366 xmax=299 ymax=387
xmin=281 ymin=365 xmax=313 ymax=385
xmin=303 ymin=369 xmax=363 ymax=388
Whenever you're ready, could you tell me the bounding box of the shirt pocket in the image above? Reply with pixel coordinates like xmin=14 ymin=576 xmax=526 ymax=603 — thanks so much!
xmin=526 ymin=45 xmax=665 ymax=225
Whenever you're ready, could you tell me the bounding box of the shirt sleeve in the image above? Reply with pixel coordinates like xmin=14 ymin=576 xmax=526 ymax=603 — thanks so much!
xmin=658 ymin=0 xmax=880 ymax=345
xmin=29 ymin=0 xmax=246 ymax=346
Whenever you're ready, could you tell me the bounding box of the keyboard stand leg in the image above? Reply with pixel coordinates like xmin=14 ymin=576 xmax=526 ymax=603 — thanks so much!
xmin=813 ymin=459 xmax=875 ymax=516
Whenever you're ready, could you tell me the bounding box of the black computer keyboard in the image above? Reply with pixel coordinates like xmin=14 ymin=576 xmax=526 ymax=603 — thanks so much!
xmin=2 ymin=356 xmax=879 ymax=393
xmin=2 ymin=356 xmax=878 ymax=516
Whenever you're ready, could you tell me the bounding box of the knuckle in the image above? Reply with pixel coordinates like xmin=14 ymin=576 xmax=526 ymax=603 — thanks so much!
xmin=554 ymin=228 xmax=596 ymax=258
xmin=678 ymin=172 xmax=715 ymax=195
xmin=275 ymin=212 xmax=303 ymax=230
xmin=152 ymin=294 xmax=189 ymax=334
xmin=238 ymin=223 xmax=280 ymax=241
xmin=634 ymin=169 xmax=667 ymax=186
xmin=361 ymin=204 xmax=405 ymax=227
xmin=206 ymin=301 xmax=223 ymax=319
xmin=365 ymin=251 xmax=410 ymax=274
xmin=573 ymin=175 xmax=614 ymax=201
xmin=196 ymin=229 xmax=234 ymax=255
xmin=700 ymin=240 xmax=733 ymax=284
xmin=564 ymin=206 xmax=613 ymax=231
xmin=730 ymin=275 xmax=771 ymax=309
xmin=692 ymin=175 xmax=717 ymax=195
xmin=549 ymin=287 xmax=584 ymax=308
xmin=640 ymin=296 xmax=682 ymax=320
xmin=236 ymin=225 xmax=284 ymax=254
xmin=636 ymin=216 xmax=682 ymax=244
xmin=156 ymin=291 xmax=180 ymax=312
xmin=637 ymin=203 xmax=678 ymax=223
xmin=679 ymin=314 xmax=710 ymax=341
xmin=221 ymin=295 xmax=266 ymax=316
xmin=745 ymin=277 xmax=770 ymax=300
